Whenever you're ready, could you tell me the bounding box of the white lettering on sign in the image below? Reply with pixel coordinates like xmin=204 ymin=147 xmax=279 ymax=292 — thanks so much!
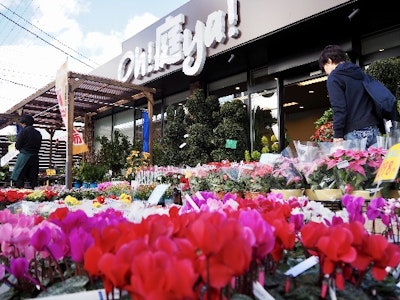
xmin=117 ymin=0 xmax=239 ymax=81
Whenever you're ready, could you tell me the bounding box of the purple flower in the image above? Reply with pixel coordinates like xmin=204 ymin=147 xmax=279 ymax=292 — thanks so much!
xmin=366 ymin=197 xmax=386 ymax=220
xmin=342 ymin=194 xmax=365 ymax=223
xmin=9 ymin=257 xmax=29 ymax=278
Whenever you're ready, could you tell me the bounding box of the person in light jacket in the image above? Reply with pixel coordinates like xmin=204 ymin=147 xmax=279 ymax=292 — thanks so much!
xmin=11 ymin=114 xmax=42 ymax=188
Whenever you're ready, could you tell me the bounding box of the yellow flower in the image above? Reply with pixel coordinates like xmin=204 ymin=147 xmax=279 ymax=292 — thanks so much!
xmin=120 ymin=193 xmax=132 ymax=204
xmin=125 ymin=150 xmax=152 ymax=180
xmin=92 ymin=201 xmax=102 ymax=208
xmin=64 ymin=195 xmax=80 ymax=206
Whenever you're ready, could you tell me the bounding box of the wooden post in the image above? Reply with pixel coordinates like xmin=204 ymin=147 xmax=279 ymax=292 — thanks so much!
xmin=65 ymin=80 xmax=74 ymax=189
xmin=83 ymin=113 xmax=94 ymax=163
xmin=46 ymin=128 xmax=55 ymax=167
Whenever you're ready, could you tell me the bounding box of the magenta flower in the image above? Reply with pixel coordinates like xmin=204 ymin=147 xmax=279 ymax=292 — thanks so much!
xmin=238 ymin=209 xmax=275 ymax=260
xmin=342 ymin=194 xmax=365 ymax=224
xmin=366 ymin=197 xmax=386 ymax=220
xmin=68 ymin=227 xmax=94 ymax=263
xmin=9 ymin=257 xmax=29 ymax=278
xmin=32 ymin=221 xmax=68 ymax=260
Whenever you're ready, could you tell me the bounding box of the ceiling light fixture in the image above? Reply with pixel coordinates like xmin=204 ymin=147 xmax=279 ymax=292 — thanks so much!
xmin=283 ymin=102 xmax=298 ymax=107
xmin=297 ymin=76 xmax=328 ymax=86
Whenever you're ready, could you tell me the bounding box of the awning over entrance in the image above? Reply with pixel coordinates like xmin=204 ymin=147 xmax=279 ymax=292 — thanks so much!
xmin=0 ymin=72 xmax=156 ymax=131
xmin=0 ymin=72 xmax=156 ymax=188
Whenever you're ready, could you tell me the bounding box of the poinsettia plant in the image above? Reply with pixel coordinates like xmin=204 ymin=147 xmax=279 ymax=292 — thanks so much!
xmin=311 ymin=108 xmax=334 ymax=143
xmin=328 ymin=147 xmax=386 ymax=193
xmin=269 ymin=157 xmax=306 ymax=189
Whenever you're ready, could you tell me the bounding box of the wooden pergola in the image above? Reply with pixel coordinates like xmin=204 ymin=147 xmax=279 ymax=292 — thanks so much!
xmin=0 ymin=71 xmax=156 ymax=189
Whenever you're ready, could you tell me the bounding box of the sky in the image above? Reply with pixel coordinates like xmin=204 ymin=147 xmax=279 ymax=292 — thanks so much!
xmin=0 ymin=0 xmax=190 ymax=118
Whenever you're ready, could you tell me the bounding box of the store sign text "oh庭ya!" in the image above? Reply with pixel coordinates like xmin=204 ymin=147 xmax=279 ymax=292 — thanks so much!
xmin=117 ymin=0 xmax=239 ymax=82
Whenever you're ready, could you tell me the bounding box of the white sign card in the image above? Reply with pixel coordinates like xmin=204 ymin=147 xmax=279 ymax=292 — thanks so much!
xmin=147 ymin=183 xmax=170 ymax=205
xmin=284 ymin=256 xmax=319 ymax=277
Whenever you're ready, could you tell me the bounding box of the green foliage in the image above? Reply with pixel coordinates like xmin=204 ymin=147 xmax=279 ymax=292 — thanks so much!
xmin=244 ymin=150 xmax=251 ymax=162
xmin=95 ymin=130 xmax=133 ymax=177
xmin=365 ymin=57 xmax=400 ymax=99
xmin=0 ymin=165 xmax=10 ymax=181
xmin=184 ymin=89 xmax=220 ymax=127
xmin=251 ymin=150 xmax=261 ymax=161
xmin=314 ymin=108 xmax=333 ymax=128
xmin=156 ymin=105 xmax=187 ymax=166
xmin=156 ymin=89 xmax=252 ymax=166
xmin=211 ymin=119 xmax=248 ymax=162
xmin=79 ymin=162 xmax=107 ymax=183
xmin=210 ymin=99 xmax=249 ymax=162
xmin=183 ymin=90 xmax=221 ymax=166
xmin=36 ymin=276 xmax=89 ymax=298
xmin=185 ymin=123 xmax=214 ymax=166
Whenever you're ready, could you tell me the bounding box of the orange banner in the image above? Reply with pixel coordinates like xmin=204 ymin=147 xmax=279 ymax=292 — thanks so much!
xmin=55 ymin=61 xmax=88 ymax=155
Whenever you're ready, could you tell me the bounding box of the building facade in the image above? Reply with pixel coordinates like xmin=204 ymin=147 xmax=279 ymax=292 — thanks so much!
xmin=89 ymin=0 xmax=400 ymax=153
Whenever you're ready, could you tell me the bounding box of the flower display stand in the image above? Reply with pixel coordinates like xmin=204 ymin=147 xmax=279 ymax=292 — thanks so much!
xmin=314 ymin=188 xmax=343 ymax=210
xmin=350 ymin=190 xmax=372 ymax=200
xmin=270 ymin=189 xmax=304 ymax=200
xmin=314 ymin=189 xmax=342 ymax=201
xmin=304 ymin=189 xmax=317 ymax=200
xmin=243 ymin=191 xmax=267 ymax=199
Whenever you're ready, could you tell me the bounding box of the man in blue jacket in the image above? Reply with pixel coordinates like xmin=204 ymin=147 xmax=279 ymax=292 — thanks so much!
xmin=318 ymin=45 xmax=380 ymax=148
xmin=11 ymin=114 xmax=42 ymax=188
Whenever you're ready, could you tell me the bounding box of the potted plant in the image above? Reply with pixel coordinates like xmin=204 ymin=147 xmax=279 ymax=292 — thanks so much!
xmin=269 ymin=156 xmax=306 ymax=199
xmin=80 ymin=162 xmax=107 ymax=187
xmin=0 ymin=165 xmax=10 ymax=187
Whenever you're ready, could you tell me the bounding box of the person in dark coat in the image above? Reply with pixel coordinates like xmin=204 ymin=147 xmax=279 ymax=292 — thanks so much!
xmin=318 ymin=45 xmax=380 ymax=148
xmin=11 ymin=114 xmax=42 ymax=188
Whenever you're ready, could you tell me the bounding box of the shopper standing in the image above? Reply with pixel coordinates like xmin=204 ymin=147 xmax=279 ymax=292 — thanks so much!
xmin=11 ymin=114 xmax=42 ymax=188
xmin=318 ymin=44 xmax=380 ymax=148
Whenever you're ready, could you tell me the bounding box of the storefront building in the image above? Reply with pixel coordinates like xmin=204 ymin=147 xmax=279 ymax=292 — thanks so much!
xmin=89 ymin=0 xmax=400 ymax=153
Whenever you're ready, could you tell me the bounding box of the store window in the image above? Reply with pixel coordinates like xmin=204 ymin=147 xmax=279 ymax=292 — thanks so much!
xmin=250 ymin=90 xmax=279 ymax=153
xmin=113 ymin=109 xmax=135 ymax=142
xmin=249 ymin=67 xmax=280 ymax=153
xmin=94 ymin=115 xmax=112 ymax=152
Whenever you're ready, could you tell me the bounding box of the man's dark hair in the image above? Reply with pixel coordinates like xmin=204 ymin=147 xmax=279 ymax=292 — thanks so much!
xmin=19 ymin=114 xmax=34 ymax=126
xmin=318 ymin=45 xmax=347 ymax=71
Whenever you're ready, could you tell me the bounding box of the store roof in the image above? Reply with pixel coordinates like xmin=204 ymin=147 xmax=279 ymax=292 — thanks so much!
xmin=0 ymin=72 xmax=156 ymax=131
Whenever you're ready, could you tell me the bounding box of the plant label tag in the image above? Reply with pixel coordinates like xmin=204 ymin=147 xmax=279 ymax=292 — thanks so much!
xmin=252 ymin=281 xmax=275 ymax=300
xmin=184 ymin=194 xmax=200 ymax=212
xmin=336 ymin=160 xmax=349 ymax=169
xmin=284 ymin=256 xmax=319 ymax=277
xmin=147 ymin=184 xmax=170 ymax=205
xmin=195 ymin=191 xmax=205 ymax=200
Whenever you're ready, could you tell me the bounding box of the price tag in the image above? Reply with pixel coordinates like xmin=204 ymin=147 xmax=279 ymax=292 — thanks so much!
xmin=336 ymin=160 xmax=349 ymax=169
xmin=374 ymin=143 xmax=400 ymax=184
xmin=46 ymin=169 xmax=56 ymax=176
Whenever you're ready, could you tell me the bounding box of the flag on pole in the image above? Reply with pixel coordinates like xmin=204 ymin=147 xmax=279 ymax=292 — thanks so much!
xmin=55 ymin=61 xmax=88 ymax=155
xmin=142 ymin=111 xmax=150 ymax=152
